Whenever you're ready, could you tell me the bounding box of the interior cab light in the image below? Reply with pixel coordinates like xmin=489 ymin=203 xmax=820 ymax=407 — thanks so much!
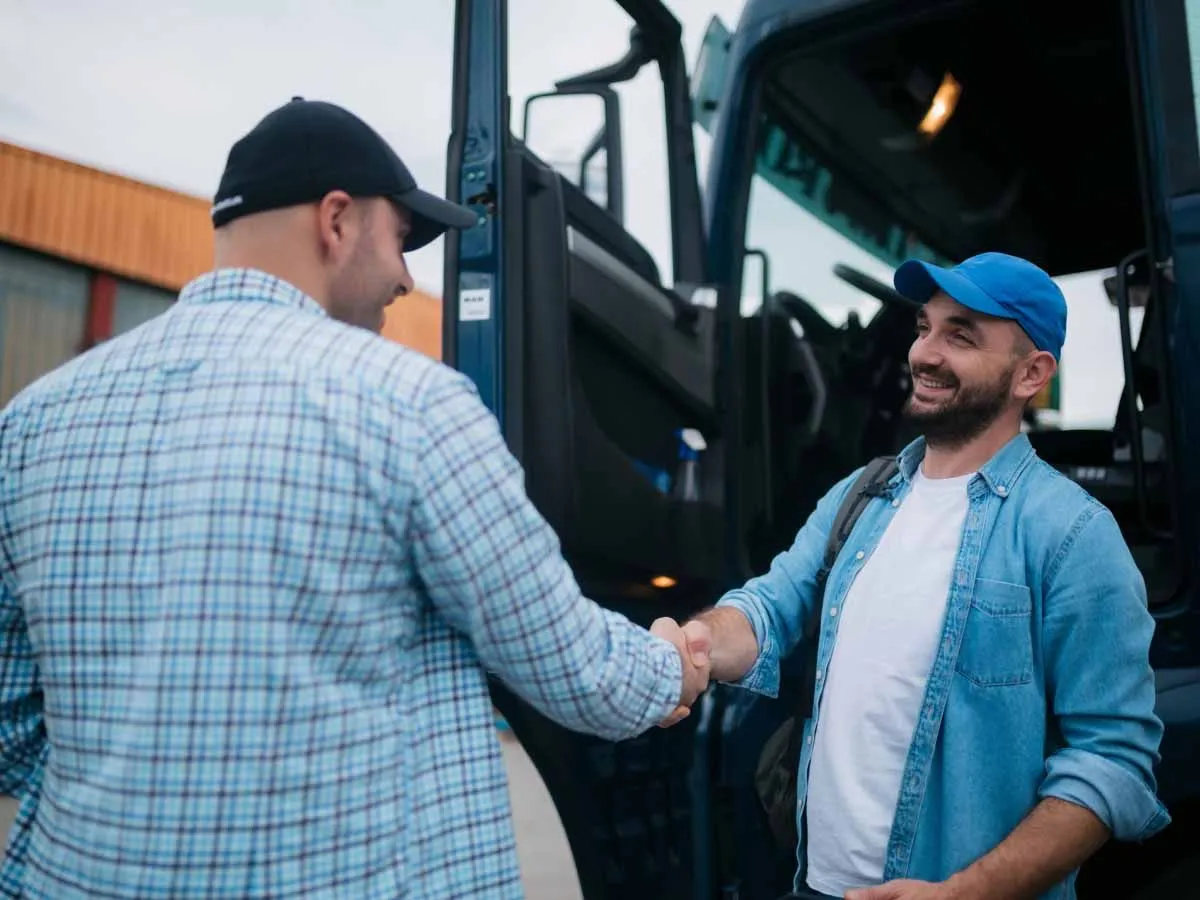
xmin=918 ymin=72 xmax=962 ymax=137
xmin=651 ymin=575 xmax=677 ymax=589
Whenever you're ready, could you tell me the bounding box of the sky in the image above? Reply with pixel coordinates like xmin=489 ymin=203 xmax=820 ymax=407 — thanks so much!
xmin=0 ymin=0 xmax=1137 ymax=427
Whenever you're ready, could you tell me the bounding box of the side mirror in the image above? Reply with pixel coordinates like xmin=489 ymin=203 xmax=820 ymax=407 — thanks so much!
xmin=691 ymin=15 xmax=732 ymax=134
xmin=521 ymin=87 xmax=624 ymax=223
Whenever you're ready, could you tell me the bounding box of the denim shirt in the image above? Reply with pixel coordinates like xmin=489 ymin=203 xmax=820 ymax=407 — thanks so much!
xmin=716 ymin=433 xmax=1170 ymax=898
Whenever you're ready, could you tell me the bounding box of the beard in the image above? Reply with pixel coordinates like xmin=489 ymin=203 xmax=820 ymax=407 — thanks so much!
xmin=903 ymin=363 xmax=1014 ymax=450
xmin=328 ymin=238 xmax=400 ymax=333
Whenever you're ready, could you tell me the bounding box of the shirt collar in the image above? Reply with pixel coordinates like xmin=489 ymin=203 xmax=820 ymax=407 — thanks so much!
xmin=177 ymin=268 xmax=329 ymax=319
xmin=896 ymin=431 xmax=1036 ymax=499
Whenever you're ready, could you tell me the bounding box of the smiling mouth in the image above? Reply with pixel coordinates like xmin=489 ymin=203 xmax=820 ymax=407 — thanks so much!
xmin=913 ymin=373 xmax=957 ymax=394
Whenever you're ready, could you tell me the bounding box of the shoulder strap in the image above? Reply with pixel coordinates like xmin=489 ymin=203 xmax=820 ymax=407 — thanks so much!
xmin=800 ymin=456 xmax=900 ymax=645
xmin=821 ymin=455 xmax=900 ymax=572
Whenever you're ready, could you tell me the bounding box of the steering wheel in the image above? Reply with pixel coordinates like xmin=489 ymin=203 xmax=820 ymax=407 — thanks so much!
xmin=833 ymin=262 xmax=921 ymax=311
xmin=770 ymin=290 xmax=840 ymax=345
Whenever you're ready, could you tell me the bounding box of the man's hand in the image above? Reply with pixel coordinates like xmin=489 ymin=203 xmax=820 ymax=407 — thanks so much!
xmin=650 ymin=617 xmax=712 ymax=727
xmin=845 ymin=879 xmax=958 ymax=900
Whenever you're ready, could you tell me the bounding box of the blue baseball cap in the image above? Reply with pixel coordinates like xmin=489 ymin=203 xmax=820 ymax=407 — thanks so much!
xmin=893 ymin=252 xmax=1067 ymax=360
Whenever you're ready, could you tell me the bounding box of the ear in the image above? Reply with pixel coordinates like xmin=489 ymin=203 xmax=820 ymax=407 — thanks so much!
xmin=1012 ymin=350 xmax=1057 ymax=403
xmin=315 ymin=190 xmax=357 ymax=261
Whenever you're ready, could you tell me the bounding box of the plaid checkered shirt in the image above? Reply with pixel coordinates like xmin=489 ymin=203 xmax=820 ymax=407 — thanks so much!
xmin=0 ymin=268 xmax=684 ymax=898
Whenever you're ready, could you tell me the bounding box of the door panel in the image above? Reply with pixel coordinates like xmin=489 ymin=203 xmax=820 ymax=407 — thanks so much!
xmin=445 ymin=2 xmax=722 ymax=898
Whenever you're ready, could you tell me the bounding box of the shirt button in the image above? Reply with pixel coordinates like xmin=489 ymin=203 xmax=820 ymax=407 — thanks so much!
xmin=830 ymin=606 xmax=839 ymax=617
xmin=855 ymin=550 xmax=865 ymax=560
xmin=807 ymin=735 xmax=813 ymax=745
xmin=892 ymin=498 xmax=900 ymax=507
xmin=997 ymin=484 xmax=1008 ymax=495
xmin=816 ymin=670 xmax=823 ymax=680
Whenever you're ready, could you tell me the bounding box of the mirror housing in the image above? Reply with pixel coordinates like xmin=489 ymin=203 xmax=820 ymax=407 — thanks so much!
xmin=691 ymin=15 xmax=732 ymax=133
xmin=521 ymin=87 xmax=624 ymax=222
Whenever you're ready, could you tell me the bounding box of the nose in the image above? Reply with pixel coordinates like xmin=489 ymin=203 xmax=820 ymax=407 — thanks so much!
xmin=396 ymin=257 xmax=414 ymax=298
xmin=908 ymin=331 xmax=943 ymax=372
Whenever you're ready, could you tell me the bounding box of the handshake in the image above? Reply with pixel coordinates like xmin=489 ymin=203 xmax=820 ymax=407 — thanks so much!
xmin=650 ymin=616 xmax=714 ymax=728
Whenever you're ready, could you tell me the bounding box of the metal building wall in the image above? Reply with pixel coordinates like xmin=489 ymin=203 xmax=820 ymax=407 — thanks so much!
xmin=0 ymin=140 xmax=213 ymax=292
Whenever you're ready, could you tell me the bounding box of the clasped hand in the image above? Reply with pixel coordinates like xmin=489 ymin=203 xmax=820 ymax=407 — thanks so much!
xmin=649 ymin=617 xmax=713 ymax=727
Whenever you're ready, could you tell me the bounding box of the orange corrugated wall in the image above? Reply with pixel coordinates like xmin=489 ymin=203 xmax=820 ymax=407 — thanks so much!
xmin=0 ymin=140 xmax=215 ymax=292
xmin=0 ymin=139 xmax=443 ymax=359
xmin=380 ymin=292 xmax=442 ymax=359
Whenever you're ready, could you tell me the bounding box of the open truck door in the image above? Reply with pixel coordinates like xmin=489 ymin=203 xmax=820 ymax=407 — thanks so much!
xmin=442 ymin=2 xmax=728 ymax=898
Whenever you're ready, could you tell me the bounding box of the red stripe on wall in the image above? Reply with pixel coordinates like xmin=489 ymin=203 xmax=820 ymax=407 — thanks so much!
xmin=84 ymin=271 xmax=116 ymax=348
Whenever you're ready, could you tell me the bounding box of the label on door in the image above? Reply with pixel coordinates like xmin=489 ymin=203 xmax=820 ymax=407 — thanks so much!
xmin=459 ymin=287 xmax=491 ymax=322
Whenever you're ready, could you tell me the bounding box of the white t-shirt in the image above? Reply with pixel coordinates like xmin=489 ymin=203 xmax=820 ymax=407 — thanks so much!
xmin=804 ymin=466 xmax=973 ymax=897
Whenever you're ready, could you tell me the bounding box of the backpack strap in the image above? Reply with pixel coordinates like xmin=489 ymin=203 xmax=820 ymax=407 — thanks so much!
xmin=791 ymin=455 xmax=899 ymax=725
xmin=820 ymin=455 xmax=900 ymax=578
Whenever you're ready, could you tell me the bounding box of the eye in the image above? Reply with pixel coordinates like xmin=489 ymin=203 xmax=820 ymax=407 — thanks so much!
xmin=951 ymin=331 xmax=976 ymax=347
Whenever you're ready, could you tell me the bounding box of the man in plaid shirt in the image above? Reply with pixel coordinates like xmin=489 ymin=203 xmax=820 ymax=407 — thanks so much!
xmin=0 ymin=98 xmax=710 ymax=898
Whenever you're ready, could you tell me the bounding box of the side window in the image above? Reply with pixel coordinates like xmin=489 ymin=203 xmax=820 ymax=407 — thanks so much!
xmin=741 ymin=171 xmax=891 ymax=326
xmin=508 ymin=0 xmax=673 ymax=284
xmin=1183 ymin=0 xmax=1200 ymax=181
xmin=1152 ymin=0 xmax=1200 ymax=194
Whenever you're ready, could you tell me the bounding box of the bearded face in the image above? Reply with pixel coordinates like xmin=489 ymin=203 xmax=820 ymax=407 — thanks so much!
xmin=903 ymin=355 xmax=1018 ymax=449
xmin=903 ymin=294 xmax=1038 ymax=450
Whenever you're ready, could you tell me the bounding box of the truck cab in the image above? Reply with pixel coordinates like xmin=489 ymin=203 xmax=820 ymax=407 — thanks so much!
xmin=443 ymin=0 xmax=1200 ymax=896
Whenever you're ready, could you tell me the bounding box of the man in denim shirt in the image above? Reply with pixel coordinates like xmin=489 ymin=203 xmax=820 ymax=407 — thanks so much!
xmin=665 ymin=253 xmax=1169 ymax=899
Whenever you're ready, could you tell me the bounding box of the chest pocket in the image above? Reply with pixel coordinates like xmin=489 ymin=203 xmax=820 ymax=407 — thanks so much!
xmin=955 ymin=577 xmax=1034 ymax=687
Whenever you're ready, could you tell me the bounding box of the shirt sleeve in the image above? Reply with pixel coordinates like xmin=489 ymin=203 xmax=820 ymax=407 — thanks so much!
xmin=406 ymin=369 xmax=683 ymax=742
xmin=0 ymin=411 xmax=45 ymax=801
xmin=0 ymin=575 xmax=44 ymax=900
xmin=713 ymin=468 xmax=859 ymax=698
xmin=0 ymin=578 xmax=44 ymax=799
xmin=1037 ymin=504 xmax=1171 ymax=842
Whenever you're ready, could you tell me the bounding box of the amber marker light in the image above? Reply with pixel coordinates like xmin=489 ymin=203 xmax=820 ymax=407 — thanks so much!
xmin=918 ymin=72 xmax=961 ymax=138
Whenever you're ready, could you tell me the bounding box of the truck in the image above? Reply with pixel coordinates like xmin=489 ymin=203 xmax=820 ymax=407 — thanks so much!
xmin=442 ymin=0 xmax=1200 ymax=897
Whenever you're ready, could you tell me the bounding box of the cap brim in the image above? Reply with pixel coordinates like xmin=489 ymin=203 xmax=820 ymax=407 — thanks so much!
xmin=893 ymin=259 xmax=1010 ymax=321
xmin=396 ymin=188 xmax=478 ymax=251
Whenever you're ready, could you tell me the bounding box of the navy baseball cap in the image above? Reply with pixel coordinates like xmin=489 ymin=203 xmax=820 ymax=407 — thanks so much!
xmin=211 ymin=97 xmax=477 ymax=250
xmin=893 ymin=252 xmax=1068 ymax=360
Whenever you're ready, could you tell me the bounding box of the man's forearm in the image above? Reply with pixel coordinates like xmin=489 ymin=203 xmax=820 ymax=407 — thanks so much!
xmin=946 ymin=797 xmax=1110 ymax=900
xmin=689 ymin=606 xmax=759 ymax=683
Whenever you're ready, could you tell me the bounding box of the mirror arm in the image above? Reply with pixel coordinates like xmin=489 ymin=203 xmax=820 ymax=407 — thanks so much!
xmin=556 ymin=26 xmax=651 ymax=90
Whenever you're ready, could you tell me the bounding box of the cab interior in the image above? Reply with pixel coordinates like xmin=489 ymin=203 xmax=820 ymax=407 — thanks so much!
xmin=736 ymin=0 xmax=1180 ymax=605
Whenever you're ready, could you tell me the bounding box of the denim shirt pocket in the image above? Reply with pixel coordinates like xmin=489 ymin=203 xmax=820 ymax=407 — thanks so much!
xmin=955 ymin=577 xmax=1034 ymax=687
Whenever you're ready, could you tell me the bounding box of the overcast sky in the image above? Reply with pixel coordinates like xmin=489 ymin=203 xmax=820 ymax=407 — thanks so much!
xmin=0 ymin=0 xmax=1135 ymax=427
